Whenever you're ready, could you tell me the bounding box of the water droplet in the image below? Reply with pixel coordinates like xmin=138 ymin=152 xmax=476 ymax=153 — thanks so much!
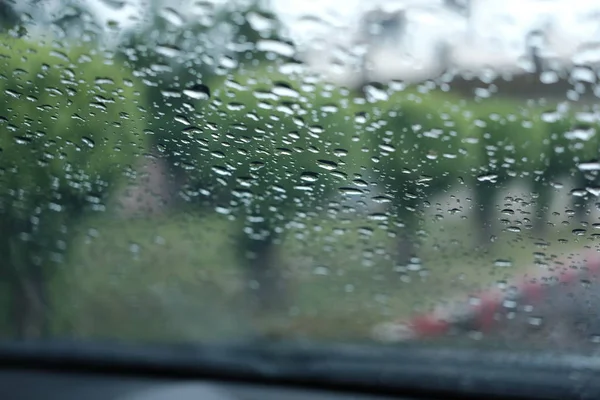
xmin=494 ymin=259 xmax=513 ymax=268
xmin=571 ymin=188 xmax=588 ymax=197
xmin=578 ymin=161 xmax=600 ymax=171
xmin=129 ymin=242 xmax=140 ymax=254
xmin=300 ymin=172 xmax=319 ymax=182
xmin=95 ymin=77 xmax=115 ymax=85
xmin=527 ymin=316 xmax=543 ymax=326
xmin=587 ymin=187 xmax=600 ymax=197
xmin=256 ymin=39 xmax=295 ymax=57
xmin=468 ymin=296 xmax=481 ymax=306
xmin=313 ymin=266 xmax=329 ymax=275
xmin=357 ymin=226 xmax=374 ymax=237
xmin=272 ymin=83 xmax=300 ymax=98
xmin=155 ymin=44 xmax=182 ymax=58
xmin=174 ymin=115 xmax=192 ymax=126
xmin=364 ymin=84 xmax=389 ymax=102
xmin=215 ymin=206 xmax=232 ymax=215
xmin=368 ymin=213 xmax=388 ymax=221
xmin=339 ymin=187 xmax=364 ymax=196
xmin=320 ymin=104 xmax=338 ymax=113
xmin=159 ymin=7 xmax=185 ymax=27
xmin=81 ymin=137 xmax=95 ymax=148
xmin=352 ymin=179 xmax=369 ymax=188
xmin=13 ymin=136 xmax=31 ymax=145
xmin=211 ymin=166 xmax=231 ymax=176
xmin=378 ymin=143 xmax=396 ymax=153
xmin=333 ymin=148 xmax=348 ymax=157
xmin=372 ymin=195 xmax=392 ymax=204
xmin=565 ymin=128 xmax=596 ymax=141
xmin=316 ymin=159 xmax=337 ymax=171
xmin=183 ymin=84 xmax=210 ymax=100
xmin=477 ymin=174 xmax=498 ymax=182
xmin=581 ymin=279 xmax=592 ymax=288
xmin=5 ymin=89 xmax=20 ymax=99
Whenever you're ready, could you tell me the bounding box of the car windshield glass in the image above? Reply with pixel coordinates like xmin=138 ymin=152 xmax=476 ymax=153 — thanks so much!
xmin=1 ymin=0 xmax=600 ymax=354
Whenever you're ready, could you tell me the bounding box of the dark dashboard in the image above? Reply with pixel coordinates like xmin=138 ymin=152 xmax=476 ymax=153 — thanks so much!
xmin=1 ymin=340 xmax=599 ymax=400
xmin=0 ymin=370 xmax=404 ymax=400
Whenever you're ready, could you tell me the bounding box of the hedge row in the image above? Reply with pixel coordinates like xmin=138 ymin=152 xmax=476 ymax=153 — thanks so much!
xmin=168 ymin=66 xmax=370 ymax=222
xmin=171 ymin=75 xmax=596 ymax=235
xmin=371 ymin=90 xmax=591 ymax=186
xmin=1 ymin=34 xmax=594 ymax=251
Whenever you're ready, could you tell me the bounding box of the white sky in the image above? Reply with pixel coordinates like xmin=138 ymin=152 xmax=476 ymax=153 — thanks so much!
xmin=24 ymin=0 xmax=600 ymax=83
xmin=269 ymin=0 xmax=600 ymax=83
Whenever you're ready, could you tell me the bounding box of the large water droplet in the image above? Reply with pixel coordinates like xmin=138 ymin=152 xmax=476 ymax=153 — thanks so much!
xmin=316 ymin=159 xmax=337 ymax=171
xmin=81 ymin=137 xmax=95 ymax=148
xmin=477 ymin=174 xmax=498 ymax=182
xmin=578 ymin=161 xmax=600 ymax=171
xmin=155 ymin=44 xmax=182 ymax=58
xmin=339 ymin=187 xmax=364 ymax=196
xmin=183 ymin=84 xmax=210 ymax=100
xmin=300 ymin=172 xmax=319 ymax=182
xmin=159 ymin=7 xmax=185 ymax=27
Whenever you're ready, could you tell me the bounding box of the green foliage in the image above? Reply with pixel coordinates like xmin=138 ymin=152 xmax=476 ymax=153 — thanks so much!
xmin=467 ymin=99 xmax=549 ymax=183
xmin=0 ymin=34 xmax=149 ymax=337
xmin=0 ymin=35 xmax=149 ymax=219
xmin=0 ymin=1 xmax=20 ymax=32
xmin=369 ymin=90 xmax=593 ymax=191
xmin=539 ymin=105 xmax=600 ymax=174
xmin=367 ymin=89 xmax=473 ymax=214
xmin=119 ymin=0 xmax=294 ymax=184
xmin=173 ymin=65 xmax=365 ymax=223
xmin=364 ymin=88 xmax=595 ymax=236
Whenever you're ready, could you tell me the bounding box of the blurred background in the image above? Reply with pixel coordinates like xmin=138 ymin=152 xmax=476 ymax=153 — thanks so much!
xmin=0 ymin=0 xmax=600 ymax=351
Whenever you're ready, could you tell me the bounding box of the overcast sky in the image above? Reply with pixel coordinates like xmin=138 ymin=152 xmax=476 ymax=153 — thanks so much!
xmin=269 ymin=0 xmax=600 ymax=82
xmin=24 ymin=0 xmax=600 ymax=83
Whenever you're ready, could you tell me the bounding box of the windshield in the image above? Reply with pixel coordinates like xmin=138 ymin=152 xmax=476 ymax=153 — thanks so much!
xmin=1 ymin=0 xmax=600 ymax=355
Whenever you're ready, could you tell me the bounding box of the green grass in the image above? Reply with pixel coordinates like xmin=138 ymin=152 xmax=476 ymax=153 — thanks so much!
xmin=44 ymin=200 xmax=599 ymax=344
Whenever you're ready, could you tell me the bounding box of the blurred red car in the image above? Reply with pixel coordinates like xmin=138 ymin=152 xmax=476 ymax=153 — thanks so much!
xmin=373 ymin=250 xmax=600 ymax=350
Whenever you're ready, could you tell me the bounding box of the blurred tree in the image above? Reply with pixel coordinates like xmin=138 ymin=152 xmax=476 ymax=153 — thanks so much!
xmin=115 ymin=0 xmax=293 ymax=174
xmin=186 ymin=65 xmax=363 ymax=314
xmin=116 ymin=0 xmax=305 ymax=316
xmin=0 ymin=35 xmax=149 ymax=338
xmin=0 ymin=0 xmax=19 ymax=29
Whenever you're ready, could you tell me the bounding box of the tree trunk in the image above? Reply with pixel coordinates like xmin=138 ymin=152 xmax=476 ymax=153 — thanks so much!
xmin=8 ymin=267 xmax=49 ymax=339
xmin=389 ymin=198 xmax=420 ymax=268
xmin=471 ymin=184 xmax=497 ymax=247
xmin=115 ymin=155 xmax=181 ymax=218
xmin=397 ymin=234 xmax=416 ymax=267
xmin=1 ymin=223 xmax=49 ymax=339
xmin=571 ymin=173 xmax=591 ymax=229
xmin=236 ymin=227 xmax=287 ymax=316
xmin=531 ymin=177 xmax=553 ymax=238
